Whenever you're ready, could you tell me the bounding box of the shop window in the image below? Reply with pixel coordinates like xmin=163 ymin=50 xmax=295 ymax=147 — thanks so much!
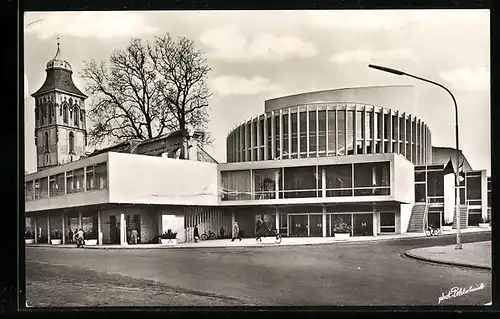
xmin=380 ymin=212 xmax=395 ymax=233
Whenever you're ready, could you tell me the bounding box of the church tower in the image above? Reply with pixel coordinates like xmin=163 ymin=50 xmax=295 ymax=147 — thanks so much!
xmin=31 ymin=38 xmax=88 ymax=171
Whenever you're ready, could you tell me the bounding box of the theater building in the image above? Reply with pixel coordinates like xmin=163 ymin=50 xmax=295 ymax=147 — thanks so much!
xmin=24 ymin=45 xmax=490 ymax=245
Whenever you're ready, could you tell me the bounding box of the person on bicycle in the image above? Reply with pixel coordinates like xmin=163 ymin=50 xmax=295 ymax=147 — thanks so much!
xmin=194 ymin=224 xmax=200 ymax=243
xmin=75 ymin=228 xmax=85 ymax=248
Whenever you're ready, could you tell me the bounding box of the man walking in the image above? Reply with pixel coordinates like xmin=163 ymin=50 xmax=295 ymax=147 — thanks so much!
xmin=231 ymin=222 xmax=241 ymax=242
xmin=256 ymin=215 xmax=265 ymax=242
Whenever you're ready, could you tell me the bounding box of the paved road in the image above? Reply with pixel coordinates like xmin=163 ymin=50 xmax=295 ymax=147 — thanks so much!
xmin=25 ymin=232 xmax=491 ymax=306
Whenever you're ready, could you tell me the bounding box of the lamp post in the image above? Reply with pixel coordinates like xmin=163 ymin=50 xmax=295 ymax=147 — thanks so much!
xmin=368 ymin=64 xmax=462 ymax=250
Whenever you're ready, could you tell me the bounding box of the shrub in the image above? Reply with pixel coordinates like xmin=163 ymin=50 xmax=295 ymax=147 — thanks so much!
xmin=160 ymin=229 xmax=178 ymax=240
xmin=333 ymin=219 xmax=351 ymax=234
xmin=25 ymin=230 xmax=33 ymax=239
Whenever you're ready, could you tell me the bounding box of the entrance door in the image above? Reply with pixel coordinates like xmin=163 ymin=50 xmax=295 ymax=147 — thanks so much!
xmin=109 ymin=216 xmax=120 ymax=244
xmin=353 ymin=214 xmax=373 ymax=236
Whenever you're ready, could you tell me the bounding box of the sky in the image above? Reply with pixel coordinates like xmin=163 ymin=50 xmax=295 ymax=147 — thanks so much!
xmin=23 ymin=10 xmax=490 ymax=174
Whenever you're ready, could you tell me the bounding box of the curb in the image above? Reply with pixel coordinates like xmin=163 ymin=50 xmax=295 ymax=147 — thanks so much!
xmin=25 ymin=229 xmax=490 ymax=250
xmin=404 ymin=250 xmax=491 ymax=271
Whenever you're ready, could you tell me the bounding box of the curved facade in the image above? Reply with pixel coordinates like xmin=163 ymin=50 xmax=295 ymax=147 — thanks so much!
xmin=226 ymin=101 xmax=432 ymax=165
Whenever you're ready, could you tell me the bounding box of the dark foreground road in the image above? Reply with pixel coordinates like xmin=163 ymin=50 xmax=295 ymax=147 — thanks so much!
xmin=25 ymin=232 xmax=491 ymax=307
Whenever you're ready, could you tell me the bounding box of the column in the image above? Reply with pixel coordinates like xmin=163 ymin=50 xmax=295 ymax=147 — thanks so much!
xmin=275 ymin=207 xmax=280 ymax=233
xmin=34 ymin=216 xmax=38 ymax=244
xmin=250 ymin=119 xmax=255 ymax=161
xmin=97 ymin=209 xmax=102 ymax=245
xmin=231 ymin=209 xmax=236 ymax=233
xmin=275 ymin=169 xmax=280 ymax=199
xmin=78 ymin=211 xmax=82 ymax=229
xmin=372 ymin=207 xmax=378 ymax=237
xmin=380 ymin=108 xmax=385 ymax=153
xmin=271 ymin=111 xmax=276 ymax=159
xmin=322 ymin=206 xmax=327 ymax=237
xmin=120 ymin=212 xmax=126 ymax=246
xmin=306 ymin=105 xmax=310 ymax=157
xmin=47 ymin=215 xmax=51 ymax=243
xmin=279 ymin=110 xmax=283 ymax=160
xmin=362 ymin=106 xmax=367 ymax=154
xmin=263 ymin=116 xmax=268 ymax=160
xmin=62 ymin=213 xmax=66 ymax=244
xmin=388 ymin=112 xmax=393 ymax=153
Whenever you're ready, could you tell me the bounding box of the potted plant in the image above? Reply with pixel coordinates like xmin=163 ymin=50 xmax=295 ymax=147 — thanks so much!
xmin=85 ymin=230 xmax=98 ymax=245
xmin=25 ymin=230 xmax=34 ymax=244
xmin=479 ymin=217 xmax=490 ymax=229
xmin=160 ymin=229 xmax=178 ymax=245
xmin=50 ymin=230 xmax=62 ymax=245
xmin=333 ymin=218 xmax=351 ymax=240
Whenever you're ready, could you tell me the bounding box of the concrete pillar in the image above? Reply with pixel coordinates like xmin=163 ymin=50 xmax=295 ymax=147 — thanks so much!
xmin=62 ymin=213 xmax=66 ymax=244
xmin=275 ymin=207 xmax=280 ymax=233
xmin=120 ymin=212 xmax=126 ymax=246
xmin=322 ymin=168 xmax=326 ymax=198
xmin=47 ymin=215 xmax=51 ymax=243
xmin=97 ymin=209 xmax=102 ymax=245
xmin=372 ymin=208 xmax=378 ymax=237
xmin=34 ymin=217 xmax=38 ymax=244
xmin=158 ymin=210 xmax=163 ymax=235
xmin=322 ymin=206 xmax=327 ymax=237
xmin=78 ymin=211 xmax=82 ymax=229
xmin=231 ymin=209 xmax=236 ymax=234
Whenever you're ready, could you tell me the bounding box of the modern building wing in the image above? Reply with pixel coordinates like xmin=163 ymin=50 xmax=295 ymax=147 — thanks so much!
xmin=24 ymin=47 xmax=490 ymax=246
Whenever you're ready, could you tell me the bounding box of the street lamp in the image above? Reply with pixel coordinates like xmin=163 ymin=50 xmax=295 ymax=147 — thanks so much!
xmin=368 ymin=64 xmax=462 ymax=250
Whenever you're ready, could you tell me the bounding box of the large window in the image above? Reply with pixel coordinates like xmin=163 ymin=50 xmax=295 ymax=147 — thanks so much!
xmin=221 ymin=170 xmax=251 ymax=201
xmin=309 ymin=109 xmax=317 ymax=153
xmin=49 ymin=173 xmax=65 ymax=196
xmin=282 ymin=113 xmax=289 ymax=157
xmin=253 ymin=169 xmax=278 ymax=200
xmin=427 ymin=170 xmax=444 ymax=201
xmin=415 ymin=183 xmax=426 ymax=202
xmin=274 ymin=115 xmax=280 ymax=157
xmin=282 ymin=166 xmax=318 ymax=198
xmin=353 ymin=162 xmax=390 ymax=196
xmin=318 ymin=110 xmax=326 ymax=154
xmin=346 ymin=110 xmax=354 ymax=155
xmin=468 ymin=208 xmax=482 ymax=226
xmin=25 ymin=181 xmax=34 ymax=201
xmin=324 ymin=164 xmax=352 ymax=197
xmin=327 ymin=110 xmax=336 ymax=154
xmin=94 ymin=162 xmax=107 ymax=189
xmin=291 ymin=112 xmax=298 ymax=156
xmin=73 ymin=168 xmax=85 ymax=193
xmin=466 ymin=175 xmax=482 ymax=200
xmin=337 ymin=110 xmax=345 ymax=155
xmin=299 ymin=110 xmax=307 ymax=154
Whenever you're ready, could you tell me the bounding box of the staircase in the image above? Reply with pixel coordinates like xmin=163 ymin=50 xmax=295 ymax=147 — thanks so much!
xmin=407 ymin=203 xmax=427 ymax=232
xmin=452 ymin=206 xmax=468 ymax=229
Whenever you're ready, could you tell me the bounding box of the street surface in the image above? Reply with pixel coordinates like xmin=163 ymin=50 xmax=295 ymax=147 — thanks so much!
xmin=25 ymin=232 xmax=491 ymax=307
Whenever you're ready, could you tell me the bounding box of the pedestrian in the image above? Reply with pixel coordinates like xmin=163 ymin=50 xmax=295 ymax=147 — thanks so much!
xmin=219 ymin=226 xmax=225 ymax=239
xmin=194 ymin=224 xmax=200 ymax=243
xmin=68 ymin=229 xmax=73 ymax=244
xmin=231 ymin=222 xmax=241 ymax=242
xmin=75 ymin=228 xmax=85 ymax=248
xmin=256 ymin=215 xmax=264 ymax=242
xmin=131 ymin=228 xmax=138 ymax=244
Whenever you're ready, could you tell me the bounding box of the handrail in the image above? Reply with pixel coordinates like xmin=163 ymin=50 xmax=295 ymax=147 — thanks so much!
xmin=422 ymin=196 xmax=429 ymax=232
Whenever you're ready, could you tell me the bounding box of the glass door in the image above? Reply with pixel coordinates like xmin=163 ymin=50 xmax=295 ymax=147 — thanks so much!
xmin=289 ymin=215 xmax=308 ymax=237
xmin=309 ymin=214 xmax=323 ymax=237
xmin=353 ymin=214 xmax=373 ymax=236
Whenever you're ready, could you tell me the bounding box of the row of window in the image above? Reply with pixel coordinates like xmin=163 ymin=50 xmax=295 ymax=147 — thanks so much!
xmin=227 ymin=104 xmax=431 ymax=165
xmin=414 ymin=168 xmax=484 ymax=204
xmin=221 ymin=162 xmax=391 ymax=201
xmin=25 ymin=162 xmax=107 ymax=201
xmin=35 ymin=103 xmax=83 ymax=127
xmin=38 ymin=131 xmax=77 ymax=154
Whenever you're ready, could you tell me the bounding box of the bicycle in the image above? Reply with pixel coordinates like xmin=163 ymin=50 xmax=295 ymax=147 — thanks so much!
xmin=200 ymin=229 xmax=217 ymax=241
xmin=272 ymin=229 xmax=282 ymax=244
xmin=425 ymin=225 xmax=442 ymax=237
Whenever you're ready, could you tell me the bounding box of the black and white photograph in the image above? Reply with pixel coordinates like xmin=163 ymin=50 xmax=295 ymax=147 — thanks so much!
xmin=23 ymin=9 xmax=491 ymax=307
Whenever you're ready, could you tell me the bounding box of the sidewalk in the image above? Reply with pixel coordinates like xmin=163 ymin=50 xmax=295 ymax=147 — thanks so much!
xmin=405 ymin=241 xmax=491 ymax=270
xmin=26 ymin=227 xmax=490 ymax=250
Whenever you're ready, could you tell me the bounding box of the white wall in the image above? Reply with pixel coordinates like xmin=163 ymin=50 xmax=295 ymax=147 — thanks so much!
xmin=392 ymin=154 xmax=415 ymax=204
xmin=108 ymin=153 xmax=219 ymax=206
xmin=443 ymin=173 xmax=455 ymax=224
xmin=399 ymin=203 xmax=413 ymax=234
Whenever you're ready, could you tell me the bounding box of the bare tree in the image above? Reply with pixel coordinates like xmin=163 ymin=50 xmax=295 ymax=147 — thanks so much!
xmin=81 ymin=35 xmax=213 ymax=157
xmin=149 ymin=34 xmax=213 ymax=158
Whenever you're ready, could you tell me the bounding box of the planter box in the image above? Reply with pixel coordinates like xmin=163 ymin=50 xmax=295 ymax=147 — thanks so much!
xmin=334 ymin=233 xmax=350 ymax=240
xmin=442 ymin=225 xmax=453 ymax=232
xmin=86 ymin=239 xmax=98 ymax=246
xmin=479 ymin=223 xmax=490 ymax=229
xmin=25 ymin=239 xmax=34 ymax=244
xmin=161 ymin=239 xmax=177 ymax=245
xmin=50 ymin=239 xmax=62 ymax=245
